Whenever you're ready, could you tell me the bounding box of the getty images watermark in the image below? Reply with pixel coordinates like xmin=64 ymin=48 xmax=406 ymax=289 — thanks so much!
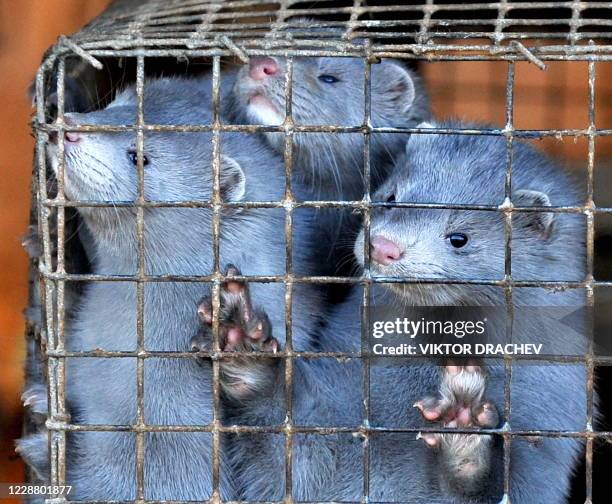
xmin=371 ymin=316 xmax=543 ymax=356
xmin=368 ymin=306 xmax=594 ymax=359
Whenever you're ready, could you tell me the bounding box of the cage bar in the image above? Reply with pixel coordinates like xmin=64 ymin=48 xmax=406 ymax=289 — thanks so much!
xmin=24 ymin=1 xmax=612 ymax=503
xmin=281 ymin=54 xmax=295 ymax=504
xmin=584 ymin=55 xmax=597 ymax=504
xmin=135 ymin=53 xmax=147 ymax=502
xmin=360 ymin=39 xmax=373 ymax=503
xmin=501 ymin=59 xmax=515 ymax=503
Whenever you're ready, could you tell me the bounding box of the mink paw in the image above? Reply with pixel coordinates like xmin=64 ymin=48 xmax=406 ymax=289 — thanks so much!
xmin=414 ymin=365 xmax=499 ymax=496
xmin=22 ymin=383 xmax=48 ymax=418
xmin=414 ymin=365 xmax=498 ymax=437
xmin=22 ymin=225 xmax=43 ymax=259
xmin=191 ymin=264 xmax=280 ymax=398
xmin=190 ymin=264 xmax=278 ymax=354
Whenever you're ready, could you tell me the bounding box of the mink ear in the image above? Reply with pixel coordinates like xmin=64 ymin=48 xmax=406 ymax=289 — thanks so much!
xmin=405 ymin=121 xmax=436 ymax=153
xmin=513 ymin=189 xmax=554 ymax=239
xmin=416 ymin=121 xmax=434 ymax=129
xmin=373 ymin=61 xmax=416 ymax=114
xmin=219 ymin=155 xmax=246 ymax=202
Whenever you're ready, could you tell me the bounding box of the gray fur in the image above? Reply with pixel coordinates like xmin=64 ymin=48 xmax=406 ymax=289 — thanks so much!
xmin=359 ymin=122 xmax=590 ymax=502
xmin=229 ymin=56 xmax=430 ymax=200
xmin=226 ymin=123 xmax=590 ymax=503
xmin=21 ymin=383 xmax=48 ymax=418
xmin=19 ymin=76 xmax=324 ymax=501
xmin=16 ymin=383 xmax=49 ymax=482
xmin=228 ymin=51 xmax=430 ymax=274
xmin=16 ymin=433 xmax=49 ymax=483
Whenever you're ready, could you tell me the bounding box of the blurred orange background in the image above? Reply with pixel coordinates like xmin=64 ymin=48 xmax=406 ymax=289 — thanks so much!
xmin=0 ymin=0 xmax=611 ymax=494
xmin=0 ymin=0 xmax=110 ymax=490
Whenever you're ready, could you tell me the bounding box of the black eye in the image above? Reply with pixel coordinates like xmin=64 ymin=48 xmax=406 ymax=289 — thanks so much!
xmin=448 ymin=233 xmax=469 ymax=248
xmin=318 ymin=74 xmax=340 ymax=84
xmin=128 ymin=150 xmax=149 ymax=167
xmin=386 ymin=194 xmax=396 ymax=203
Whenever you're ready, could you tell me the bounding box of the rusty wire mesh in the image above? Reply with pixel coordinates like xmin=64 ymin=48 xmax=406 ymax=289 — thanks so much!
xmin=28 ymin=0 xmax=612 ymax=503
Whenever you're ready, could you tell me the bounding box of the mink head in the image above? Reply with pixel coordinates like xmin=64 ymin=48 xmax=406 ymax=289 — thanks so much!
xmin=229 ymin=46 xmax=429 ymax=197
xmin=46 ymin=78 xmax=248 ymax=209
xmin=354 ymin=121 xmax=586 ymax=305
xmin=232 ymin=55 xmax=419 ymax=128
xmin=45 ymin=77 xmax=282 ymax=271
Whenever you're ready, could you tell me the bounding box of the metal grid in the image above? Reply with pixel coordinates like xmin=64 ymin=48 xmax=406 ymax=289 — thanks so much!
xmin=29 ymin=1 xmax=612 ymax=503
xmin=65 ymin=0 xmax=612 ymax=61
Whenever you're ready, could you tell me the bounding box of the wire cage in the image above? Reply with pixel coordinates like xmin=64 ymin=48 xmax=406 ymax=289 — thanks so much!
xmin=25 ymin=0 xmax=612 ymax=503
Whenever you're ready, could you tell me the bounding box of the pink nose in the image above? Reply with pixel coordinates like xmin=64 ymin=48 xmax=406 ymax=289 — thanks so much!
xmin=63 ymin=115 xmax=80 ymax=143
xmin=64 ymin=131 xmax=80 ymax=143
xmin=249 ymin=57 xmax=279 ymax=80
xmin=370 ymin=235 xmax=402 ymax=265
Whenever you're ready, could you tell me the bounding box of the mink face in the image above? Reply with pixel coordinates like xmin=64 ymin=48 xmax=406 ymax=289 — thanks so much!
xmin=229 ymin=54 xmax=429 ymax=200
xmin=354 ymin=121 xmax=586 ymax=304
xmin=45 ymin=79 xmax=244 ymax=215
xmin=232 ymin=55 xmax=421 ymax=128
xmin=47 ymin=117 xmax=212 ymax=204
xmin=44 ymin=77 xmax=291 ymax=276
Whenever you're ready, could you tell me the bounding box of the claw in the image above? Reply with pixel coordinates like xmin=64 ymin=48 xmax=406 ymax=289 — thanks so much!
xmin=250 ymin=321 xmax=264 ymax=340
xmin=190 ymin=331 xmax=209 ymax=352
xmin=22 ymin=225 xmax=42 ymax=259
xmin=414 ymin=399 xmax=444 ymax=421
xmin=263 ymin=338 xmax=279 ymax=353
xmin=225 ymin=264 xmax=240 ymax=277
xmin=474 ymin=401 xmax=499 ymax=428
xmin=416 ymin=431 xmax=441 ymax=448
xmin=223 ymin=264 xmax=244 ymax=294
xmin=197 ymin=297 xmax=213 ymax=324
xmin=21 ymin=383 xmax=48 ymax=416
